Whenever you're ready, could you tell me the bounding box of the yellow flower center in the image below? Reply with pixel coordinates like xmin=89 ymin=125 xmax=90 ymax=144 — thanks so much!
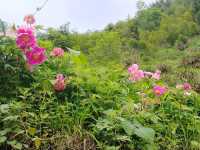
xmin=155 ymin=90 xmax=161 ymax=95
xmin=32 ymin=53 xmax=39 ymax=60
xmin=22 ymin=35 xmax=30 ymax=42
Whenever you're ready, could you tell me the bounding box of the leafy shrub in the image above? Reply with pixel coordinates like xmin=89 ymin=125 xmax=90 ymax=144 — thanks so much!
xmin=0 ymin=37 xmax=34 ymax=99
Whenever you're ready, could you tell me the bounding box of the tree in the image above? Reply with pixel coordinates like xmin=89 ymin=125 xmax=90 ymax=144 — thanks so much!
xmin=151 ymin=0 xmax=172 ymax=11
xmin=136 ymin=0 xmax=146 ymax=11
xmin=47 ymin=28 xmax=73 ymax=49
xmin=136 ymin=8 xmax=163 ymax=31
xmin=191 ymin=0 xmax=200 ymax=24
xmin=59 ymin=22 xmax=70 ymax=34
xmin=0 ymin=19 xmax=8 ymax=36
xmin=89 ymin=32 xmax=122 ymax=64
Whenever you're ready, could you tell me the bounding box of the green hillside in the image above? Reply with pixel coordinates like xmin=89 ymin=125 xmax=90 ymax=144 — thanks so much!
xmin=0 ymin=0 xmax=200 ymax=149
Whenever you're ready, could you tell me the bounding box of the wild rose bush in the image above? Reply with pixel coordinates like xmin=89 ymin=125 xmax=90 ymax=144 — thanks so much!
xmin=0 ymin=16 xmax=200 ymax=150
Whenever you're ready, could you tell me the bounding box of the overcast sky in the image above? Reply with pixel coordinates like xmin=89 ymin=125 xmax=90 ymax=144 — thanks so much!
xmin=0 ymin=0 xmax=156 ymax=32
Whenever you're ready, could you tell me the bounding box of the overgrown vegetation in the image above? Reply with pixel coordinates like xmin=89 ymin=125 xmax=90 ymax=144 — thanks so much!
xmin=0 ymin=0 xmax=200 ymax=149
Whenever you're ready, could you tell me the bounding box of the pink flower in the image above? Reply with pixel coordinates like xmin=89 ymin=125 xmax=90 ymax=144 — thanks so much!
xmin=183 ymin=83 xmax=192 ymax=91
xmin=128 ymin=64 xmax=139 ymax=73
xmin=24 ymin=14 xmax=35 ymax=25
xmin=50 ymin=48 xmax=64 ymax=57
xmin=152 ymin=70 xmax=161 ymax=80
xmin=128 ymin=64 xmax=145 ymax=81
xmin=54 ymin=74 xmax=66 ymax=92
xmin=176 ymin=83 xmax=192 ymax=91
xmin=16 ymin=27 xmax=36 ymax=50
xmin=144 ymin=71 xmax=153 ymax=77
xmin=129 ymin=70 xmax=145 ymax=81
xmin=26 ymin=47 xmax=47 ymax=65
xmin=153 ymin=85 xmax=167 ymax=96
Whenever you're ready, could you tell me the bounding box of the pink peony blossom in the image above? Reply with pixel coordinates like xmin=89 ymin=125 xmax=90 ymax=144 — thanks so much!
xmin=128 ymin=64 xmax=139 ymax=73
xmin=16 ymin=27 xmax=36 ymax=50
xmin=128 ymin=64 xmax=161 ymax=81
xmin=152 ymin=70 xmax=161 ymax=80
xmin=153 ymin=85 xmax=167 ymax=96
xmin=129 ymin=70 xmax=145 ymax=81
xmin=183 ymin=83 xmax=192 ymax=91
xmin=128 ymin=64 xmax=144 ymax=81
xmin=176 ymin=83 xmax=192 ymax=91
xmin=50 ymin=48 xmax=64 ymax=57
xmin=24 ymin=14 xmax=35 ymax=25
xmin=54 ymin=74 xmax=66 ymax=92
xmin=26 ymin=47 xmax=47 ymax=65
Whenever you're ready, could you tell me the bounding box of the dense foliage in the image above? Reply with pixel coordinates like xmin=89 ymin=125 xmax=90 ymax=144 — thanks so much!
xmin=0 ymin=0 xmax=200 ymax=150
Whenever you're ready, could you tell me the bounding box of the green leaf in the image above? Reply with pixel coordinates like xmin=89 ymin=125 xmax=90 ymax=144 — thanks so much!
xmin=8 ymin=140 xmax=22 ymax=150
xmin=27 ymin=127 xmax=36 ymax=136
xmin=34 ymin=138 xmax=41 ymax=149
xmin=0 ymin=136 xmax=7 ymax=143
xmin=0 ymin=128 xmax=11 ymax=136
xmin=119 ymin=119 xmax=135 ymax=135
xmin=3 ymin=115 xmax=18 ymax=121
xmin=13 ymin=143 xmax=22 ymax=150
xmin=115 ymin=135 xmax=131 ymax=142
xmin=4 ymin=64 xmax=15 ymax=70
xmin=105 ymin=146 xmax=120 ymax=150
xmin=118 ymin=117 xmax=141 ymax=136
xmin=0 ymin=104 xmax=9 ymax=113
xmin=119 ymin=117 xmax=155 ymax=143
xmin=134 ymin=126 xmax=155 ymax=143
xmin=41 ymin=79 xmax=52 ymax=91
xmin=191 ymin=141 xmax=200 ymax=149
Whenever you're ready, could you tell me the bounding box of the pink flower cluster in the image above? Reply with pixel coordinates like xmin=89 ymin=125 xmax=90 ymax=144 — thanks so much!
xmin=128 ymin=64 xmax=161 ymax=82
xmin=16 ymin=15 xmax=47 ymax=71
xmin=50 ymin=48 xmax=66 ymax=92
xmin=128 ymin=64 xmax=144 ymax=81
xmin=54 ymin=74 xmax=66 ymax=92
xmin=50 ymin=48 xmax=64 ymax=57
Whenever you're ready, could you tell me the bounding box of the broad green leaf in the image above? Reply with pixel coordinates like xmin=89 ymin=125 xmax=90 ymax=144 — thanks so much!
xmin=0 ymin=104 xmax=9 ymax=113
xmin=3 ymin=115 xmax=18 ymax=121
xmin=119 ymin=118 xmax=136 ymax=136
xmin=134 ymin=127 xmax=155 ymax=143
xmin=0 ymin=136 xmax=7 ymax=143
xmin=119 ymin=117 xmax=141 ymax=136
xmin=0 ymin=128 xmax=11 ymax=136
xmin=119 ymin=117 xmax=155 ymax=143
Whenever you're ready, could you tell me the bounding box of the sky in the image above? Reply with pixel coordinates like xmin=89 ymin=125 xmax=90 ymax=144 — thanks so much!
xmin=0 ymin=0 xmax=156 ymax=32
